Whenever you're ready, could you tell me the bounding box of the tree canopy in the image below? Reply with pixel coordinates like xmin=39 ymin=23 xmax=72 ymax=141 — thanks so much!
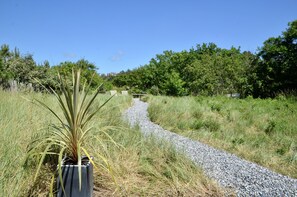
xmin=112 ymin=43 xmax=255 ymax=96
xmin=111 ymin=20 xmax=297 ymax=98
xmin=1 ymin=20 xmax=296 ymax=98
xmin=253 ymin=20 xmax=297 ymax=97
xmin=0 ymin=47 xmax=110 ymax=92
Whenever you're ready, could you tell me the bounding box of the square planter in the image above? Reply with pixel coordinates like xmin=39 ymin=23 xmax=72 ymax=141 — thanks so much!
xmin=57 ymin=158 xmax=93 ymax=197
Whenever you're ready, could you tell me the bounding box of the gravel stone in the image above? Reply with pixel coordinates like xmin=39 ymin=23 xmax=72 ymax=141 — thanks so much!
xmin=124 ymin=98 xmax=297 ymax=197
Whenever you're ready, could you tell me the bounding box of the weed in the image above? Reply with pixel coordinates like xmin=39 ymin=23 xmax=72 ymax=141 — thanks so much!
xmin=232 ymin=138 xmax=245 ymax=145
xmin=276 ymin=148 xmax=286 ymax=155
xmin=192 ymin=111 xmax=203 ymax=119
xmin=211 ymin=103 xmax=222 ymax=112
xmin=264 ymin=120 xmax=276 ymax=135
xmin=191 ymin=120 xmax=204 ymax=130
xmin=203 ymin=120 xmax=220 ymax=132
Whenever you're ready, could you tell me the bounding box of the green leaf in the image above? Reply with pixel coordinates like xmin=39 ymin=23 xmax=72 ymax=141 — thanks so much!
xmin=58 ymin=147 xmax=67 ymax=196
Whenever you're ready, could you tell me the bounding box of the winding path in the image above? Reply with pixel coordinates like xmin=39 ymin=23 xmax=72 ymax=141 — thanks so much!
xmin=124 ymin=98 xmax=297 ymax=197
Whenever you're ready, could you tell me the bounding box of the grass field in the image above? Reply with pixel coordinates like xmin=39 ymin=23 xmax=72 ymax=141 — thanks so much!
xmin=146 ymin=95 xmax=297 ymax=179
xmin=0 ymin=91 xmax=226 ymax=196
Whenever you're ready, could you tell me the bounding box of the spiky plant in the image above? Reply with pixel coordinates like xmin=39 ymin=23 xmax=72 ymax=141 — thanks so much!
xmin=27 ymin=69 xmax=114 ymax=190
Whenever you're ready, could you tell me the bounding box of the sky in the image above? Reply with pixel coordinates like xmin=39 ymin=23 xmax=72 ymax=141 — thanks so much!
xmin=1 ymin=1 xmax=296 ymax=74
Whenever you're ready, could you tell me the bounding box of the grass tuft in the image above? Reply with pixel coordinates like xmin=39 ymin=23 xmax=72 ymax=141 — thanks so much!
xmin=146 ymin=95 xmax=297 ymax=178
xmin=0 ymin=91 xmax=228 ymax=196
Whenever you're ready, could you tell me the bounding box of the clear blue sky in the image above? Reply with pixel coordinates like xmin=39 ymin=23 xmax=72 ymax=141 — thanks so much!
xmin=1 ymin=1 xmax=296 ymax=74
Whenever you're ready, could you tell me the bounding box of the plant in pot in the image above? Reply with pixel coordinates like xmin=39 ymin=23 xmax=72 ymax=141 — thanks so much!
xmin=27 ymin=69 xmax=114 ymax=196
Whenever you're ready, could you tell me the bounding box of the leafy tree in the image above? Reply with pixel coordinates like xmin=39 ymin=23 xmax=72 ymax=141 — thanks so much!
xmin=184 ymin=44 xmax=251 ymax=96
xmin=52 ymin=59 xmax=104 ymax=90
xmin=161 ymin=71 xmax=186 ymax=96
xmin=0 ymin=44 xmax=10 ymax=60
xmin=0 ymin=45 xmax=37 ymax=88
xmin=111 ymin=43 xmax=253 ymax=96
xmin=31 ymin=61 xmax=59 ymax=91
xmin=254 ymin=20 xmax=297 ymax=97
xmin=0 ymin=45 xmax=13 ymax=88
xmin=6 ymin=53 xmax=36 ymax=84
xmin=3 ymin=19 xmax=295 ymax=99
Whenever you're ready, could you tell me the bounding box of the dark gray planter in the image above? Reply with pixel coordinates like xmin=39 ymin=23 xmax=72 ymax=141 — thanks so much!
xmin=57 ymin=158 xmax=93 ymax=197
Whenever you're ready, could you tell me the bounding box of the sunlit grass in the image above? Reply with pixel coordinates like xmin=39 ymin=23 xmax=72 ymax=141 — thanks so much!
xmin=147 ymin=95 xmax=297 ymax=178
xmin=0 ymin=91 xmax=227 ymax=196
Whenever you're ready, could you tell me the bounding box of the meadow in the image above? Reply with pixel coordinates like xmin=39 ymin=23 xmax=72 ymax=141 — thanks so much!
xmin=146 ymin=95 xmax=297 ymax=179
xmin=0 ymin=91 xmax=225 ymax=196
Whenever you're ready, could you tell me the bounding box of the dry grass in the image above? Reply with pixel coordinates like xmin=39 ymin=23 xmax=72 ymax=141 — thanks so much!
xmin=0 ymin=91 xmax=228 ymax=196
xmin=147 ymin=95 xmax=297 ymax=179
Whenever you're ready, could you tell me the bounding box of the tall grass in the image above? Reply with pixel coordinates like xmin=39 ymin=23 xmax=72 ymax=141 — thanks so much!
xmin=147 ymin=95 xmax=297 ymax=179
xmin=0 ymin=91 xmax=50 ymax=195
xmin=0 ymin=91 xmax=227 ymax=196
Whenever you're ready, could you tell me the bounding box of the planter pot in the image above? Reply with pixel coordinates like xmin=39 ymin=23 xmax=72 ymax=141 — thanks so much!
xmin=57 ymin=157 xmax=93 ymax=197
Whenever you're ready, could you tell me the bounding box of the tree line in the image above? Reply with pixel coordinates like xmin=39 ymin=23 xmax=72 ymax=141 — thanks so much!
xmin=1 ymin=20 xmax=296 ymax=98
xmin=110 ymin=20 xmax=297 ymax=98
xmin=0 ymin=47 xmax=112 ymax=92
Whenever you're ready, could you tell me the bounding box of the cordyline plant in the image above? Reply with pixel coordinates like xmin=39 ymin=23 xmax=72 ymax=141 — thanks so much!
xmin=27 ymin=69 xmax=114 ymax=191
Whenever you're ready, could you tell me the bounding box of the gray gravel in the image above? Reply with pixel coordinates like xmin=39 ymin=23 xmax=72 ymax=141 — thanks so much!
xmin=124 ymin=98 xmax=297 ymax=197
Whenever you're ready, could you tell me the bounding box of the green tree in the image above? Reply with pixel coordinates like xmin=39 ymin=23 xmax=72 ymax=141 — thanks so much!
xmin=0 ymin=44 xmax=13 ymax=87
xmin=255 ymin=20 xmax=297 ymax=97
xmin=161 ymin=71 xmax=186 ymax=96
xmin=6 ymin=53 xmax=36 ymax=84
xmin=184 ymin=44 xmax=251 ymax=96
xmin=53 ymin=59 xmax=104 ymax=90
xmin=111 ymin=43 xmax=253 ymax=96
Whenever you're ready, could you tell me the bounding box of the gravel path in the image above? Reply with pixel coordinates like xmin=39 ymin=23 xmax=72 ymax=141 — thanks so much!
xmin=124 ymin=98 xmax=297 ymax=197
